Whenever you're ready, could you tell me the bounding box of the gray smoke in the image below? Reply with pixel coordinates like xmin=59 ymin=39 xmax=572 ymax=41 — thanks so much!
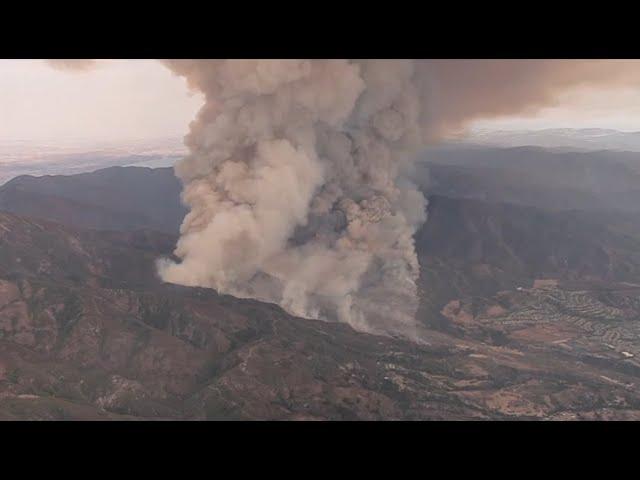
xmin=158 ymin=59 xmax=640 ymax=337
xmin=158 ymin=60 xmax=428 ymax=336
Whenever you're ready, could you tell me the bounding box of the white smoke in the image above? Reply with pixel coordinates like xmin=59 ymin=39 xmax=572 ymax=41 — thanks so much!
xmin=158 ymin=60 xmax=428 ymax=336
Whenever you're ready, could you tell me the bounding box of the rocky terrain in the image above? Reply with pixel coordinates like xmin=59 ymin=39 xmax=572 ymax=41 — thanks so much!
xmin=3 ymin=209 xmax=640 ymax=420
xmin=2 ymin=153 xmax=640 ymax=420
xmin=436 ymin=279 xmax=640 ymax=420
xmin=0 ymin=211 xmax=506 ymax=420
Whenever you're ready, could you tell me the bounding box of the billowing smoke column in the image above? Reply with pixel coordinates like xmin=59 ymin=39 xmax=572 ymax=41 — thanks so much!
xmin=157 ymin=59 xmax=640 ymax=336
xmin=158 ymin=60 xmax=428 ymax=335
xmin=44 ymin=58 xmax=640 ymax=335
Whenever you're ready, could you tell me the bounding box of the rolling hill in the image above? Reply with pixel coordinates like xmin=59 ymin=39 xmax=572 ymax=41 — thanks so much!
xmin=0 ymin=167 xmax=185 ymax=233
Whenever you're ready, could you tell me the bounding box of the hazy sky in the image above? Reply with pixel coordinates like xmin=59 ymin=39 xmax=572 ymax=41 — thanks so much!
xmin=0 ymin=59 xmax=203 ymax=144
xmin=2 ymin=59 xmax=640 ymax=146
xmin=471 ymin=84 xmax=640 ymax=132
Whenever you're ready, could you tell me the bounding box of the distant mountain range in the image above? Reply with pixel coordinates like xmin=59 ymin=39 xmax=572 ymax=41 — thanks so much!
xmin=5 ymin=128 xmax=640 ymax=186
xmin=457 ymin=128 xmax=640 ymax=152
xmin=419 ymin=145 xmax=640 ymax=212
xmin=6 ymin=128 xmax=640 ymax=186
xmin=0 ymin=137 xmax=186 ymax=185
xmin=0 ymin=167 xmax=186 ymax=233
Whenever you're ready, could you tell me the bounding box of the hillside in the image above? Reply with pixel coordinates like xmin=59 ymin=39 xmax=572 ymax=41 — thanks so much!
xmin=5 ymin=164 xmax=640 ymax=331
xmin=2 ymin=210 xmax=640 ymax=419
xmin=0 ymin=167 xmax=185 ymax=234
xmin=0 ymin=211 xmax=520 ymax=420
xmin=419 ymin=146 xmax=640 ymax=212
xmin=416 ymin=194 xmax=640 ymax=326
xmin=3 ymin=161 xmax=640 ymax=419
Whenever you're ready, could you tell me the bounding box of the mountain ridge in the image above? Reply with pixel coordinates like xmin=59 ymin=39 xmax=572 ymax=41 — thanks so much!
xmin=3 ymin=156 xmax=640 ymax=419
xmin=2 ymin=207 xmax=640 ymax=419
xmin=459 ymin=128 xmax=640 ymax=152
xmin=0 ymin=166 xmax=186 ymax=234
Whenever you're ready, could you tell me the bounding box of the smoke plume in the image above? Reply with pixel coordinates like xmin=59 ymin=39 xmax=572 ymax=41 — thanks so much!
xmin=158 ymin=60 xmax=428 ymax=336
xmin=417 ymin=60 xmax=640 ymax=137
xmin=159 ymin=59 xmax=640 ymax=336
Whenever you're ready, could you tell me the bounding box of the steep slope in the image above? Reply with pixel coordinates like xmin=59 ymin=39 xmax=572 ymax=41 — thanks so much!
xmin=3 ymin=164 xmax=640 ymax=419
xmin=416 ymin=195 xmax=640 ymax=324
xmin=0 ymin=211 xmax=486 ymax=420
